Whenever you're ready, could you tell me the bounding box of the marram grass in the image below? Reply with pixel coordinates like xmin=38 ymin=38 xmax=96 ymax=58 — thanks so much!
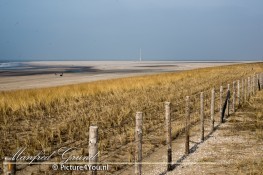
xmin=0 ymin=63 xmax=262 ymax=173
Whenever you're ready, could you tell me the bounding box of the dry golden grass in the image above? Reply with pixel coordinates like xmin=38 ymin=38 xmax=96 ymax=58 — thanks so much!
xmin=0 ymin=63 xmax=262 ymax=174
xmin=217 ymin=91 xmax=263 ymax=175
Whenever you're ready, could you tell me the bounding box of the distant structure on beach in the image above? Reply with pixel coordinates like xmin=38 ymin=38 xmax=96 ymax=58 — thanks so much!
xmin=140 ymin=48 xmax=142 ymax=62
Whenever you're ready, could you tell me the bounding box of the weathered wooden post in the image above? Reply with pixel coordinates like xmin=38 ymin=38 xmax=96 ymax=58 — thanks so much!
xmin=241 ymin=79 xmax=244 ymax=104
xmin=250 ymin=75 xmax=253 ymax=95
xmin=260 ymin=74 xmax=262 ymax=91
xmin=260 ymin=73 xmax=262 ymax=87
xmin=252 ymin=75 xmax=254 ymax=95
xmin=233 ymin=81 xmax=236 ymax=113
xmin=165 ymin=102 xmax=172 ymax=171
xmin=260 ymin=73 xmax=262 ymax=89
xmin=256 ymin=74 xmax=258 ymax=91
xmin=257 ymin=74 xmax=261 ymax=91
xmin=260 ymin=72 xmax=263 ymax=86
xmin=222 ymin=86 xmax=230 ymax=123
xmin=210 ymin=88 xmax=215 ymax=132
xmin=237 ymin=80 xmax=240 ymax=106
xmin=251 ymin=75 xmax=255 ymax=95
xmin=185 ymin=96 xmax=190 ymax=155
xmin=244 ymin=78 xmax=247 ymax=102
xmin=3 ymin=157 xmax=16 ymax=175
xmin=257 ymin=74 xmax=260 ymax=91
xmin=253 ymin=74 xmax=256 ymax=95
xmin=219 ymin=86 xmax=223 ymax=115
xmin=200 ymin=92 xmax=204 ymax=141
xmin=227 ymin=84 xmax=230 ymax=116
xmin=252 ymin=75 xmax=253 ymax=95
xmin=261 ymin=73 xmax=262 ymax=86
xmin=220 ymin=86 xmax=223 ymax=123
xmin=251 ymin=75 xmax=253 ymax=95
xmin=250 ymin=77 xmax=251 ymax=100
xmin=135 ymin=112 xmax=143 ymax=175
xmin=89 ymin=126 xmax=98 ymax=175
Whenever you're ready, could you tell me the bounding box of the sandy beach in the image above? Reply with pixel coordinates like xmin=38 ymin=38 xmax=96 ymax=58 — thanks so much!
xmin=0 ymin=61 xmax=245 ymax=91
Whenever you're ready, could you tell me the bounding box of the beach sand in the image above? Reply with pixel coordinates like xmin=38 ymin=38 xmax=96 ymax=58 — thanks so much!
xmin=0 ymin=61 xmax=244 ymax=91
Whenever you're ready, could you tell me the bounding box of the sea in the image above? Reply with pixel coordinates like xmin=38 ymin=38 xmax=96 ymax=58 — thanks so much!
xmin=0 ymin=61 xmax=26 ymax=70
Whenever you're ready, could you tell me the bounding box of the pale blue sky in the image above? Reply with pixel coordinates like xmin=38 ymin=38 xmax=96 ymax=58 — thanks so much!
xmin=0 ymin=0 xmax=263 ymax=61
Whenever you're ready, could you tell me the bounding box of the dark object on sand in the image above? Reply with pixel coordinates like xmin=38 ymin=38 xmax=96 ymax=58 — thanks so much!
xmin=60 ymin=73 xmax=63 ymax=77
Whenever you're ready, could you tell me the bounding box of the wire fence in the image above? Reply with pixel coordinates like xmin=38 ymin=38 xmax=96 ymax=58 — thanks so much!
xmin=2 ymin=72 xmax=263 ymax=175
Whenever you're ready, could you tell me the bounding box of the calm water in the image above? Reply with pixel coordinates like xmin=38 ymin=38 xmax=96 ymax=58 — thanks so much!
xmin=0 ymin=62 xmax=26 ymax=70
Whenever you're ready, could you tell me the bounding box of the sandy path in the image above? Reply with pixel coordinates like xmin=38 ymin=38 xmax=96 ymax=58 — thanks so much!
xmin=119 ymin=92 xmax=263 ymax=175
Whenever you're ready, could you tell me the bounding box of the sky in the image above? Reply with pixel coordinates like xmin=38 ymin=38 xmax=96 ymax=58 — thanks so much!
xmin=0 ymin=0 xmax=263 ymax=61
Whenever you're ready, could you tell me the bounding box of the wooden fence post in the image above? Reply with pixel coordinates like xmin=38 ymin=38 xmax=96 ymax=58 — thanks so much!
xmin=260 ymin=72 xmax=263 ymax=86
xmin=165 ymin=102 xmax=172 ymax=171
xmin=185 ymin=96 xmax=190 ymax=155
xmin=253 ymin=75 xmax=255 ymax=95
xmin=261 ymin=73 xmax=262 ymax=86
xmin=256 ymin=74 xmax=258 ymax=91
xmin=220 ymin=86 xmax=223 ymax=123
xmin=252 ymin=75 xmax=254 ymax=95
xmin=256 ymin=74 xmax=261 ymax=91
xmin=227 ymin=84 xmax=230 ymax=116
xmin=219 ymin=86 xmax=223 ymax=115
xmin=3 ymin=157 xmax=16 ymax=175
xmin=251 ymin=75 xmax=253 ymax=95
xmin=200 ymin=92 xmax=204 ymax=141
xmin=89 ymin=126 xmax=98 ymax=175
xmin=253 ymin=74 xmax=256 ymax=95
xmin=257 ymin=74 xmax=260 ymax=91
xmin=260 ymin=74 xmax=262 ymax=91
xmin=233 ymin=81 xmax=236 ymax=113
xmin=241 ymin=79 xmax=244 ymax=104
xmin=135 ymin=112 xmax=143 ymax=175
xmin=237 ymin=80 xmax=240 ymax=106
xmin=244 ymin=78 xmax=247 ymax=102
xmin=248 ymin=77 xmax=251 ymax=100
xmin=260 ymin=73 xmax=262 ymax=87
xmin=210 ymin=88 xmax=215 ymax=132
xmin=222 ymin=87 xmax=230 ymax=123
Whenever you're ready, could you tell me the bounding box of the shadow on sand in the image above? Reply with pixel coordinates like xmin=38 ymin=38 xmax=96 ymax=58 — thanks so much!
xmin=159 ymin=123 xmax=223 ymax=175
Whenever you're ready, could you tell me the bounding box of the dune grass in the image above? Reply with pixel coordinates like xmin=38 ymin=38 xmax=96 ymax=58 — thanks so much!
xmin=0 ymin=62 xmax=262 ymax=174
xmin=214 ymin=90 xmax=263 ymax=175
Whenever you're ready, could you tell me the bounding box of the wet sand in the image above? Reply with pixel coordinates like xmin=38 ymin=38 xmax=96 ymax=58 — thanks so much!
xmin=0 ymin=61 xmax=245 ymax=91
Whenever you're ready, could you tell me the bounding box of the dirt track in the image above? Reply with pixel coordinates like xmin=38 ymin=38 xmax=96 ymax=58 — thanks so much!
xmin=120 ymin=91 xmax=263 ymax=175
